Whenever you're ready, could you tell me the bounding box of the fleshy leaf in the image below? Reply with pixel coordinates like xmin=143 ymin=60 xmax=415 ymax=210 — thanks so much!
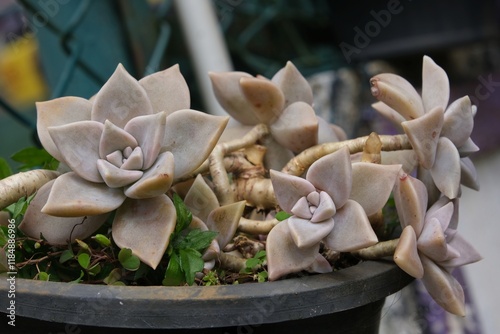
xmin=121 ymin=147 xmax=144 ymax=170
xmin=19 ymin=180 xmax=108 ymax=244
xmin=440 ymin=233 xmax=483 ymax=270
xmin=393 ymin=172 xmax=427 ymax=237
xmin=306 ymin=147 xmax=352 ymax=209
xmin=184 ymin=174 xmax=220 ymax=222
xmin=370 ymin=73 xmax=424 ymax=120
xmin=430 ymin=137 xmax=461 ymax=199
xmin=291 ymin=196 xmax=312 ymax=219
xmin=162 ymin=109 xmax=229 ymax=179
xmin=381 ymin=150 xmax=418 ymax=174
xmin=422 ymin=55 xmax=450 ymax=113
xmin=402 ymin=106 xmax=444 ymax=169
xmin=97 ymin=159 xmax=143 ymax=188
xmin=206 ymin=201 xmax=245 ymax=249
xmin=240 ymin=77 xmax=285 ymax=124
xmin=460 ymin=157 xmax=480 ymax=191
xmin=417 ymin=218 xmax=448 ymax=262
xmin=266 ymin=219 xmax=319 ymax=281
xmin=317 ymin=116 xmax=346 ymax=144
xmin=306 ymin=253 xmax=333 ymax=274
xmin=350 ymin=163 xmax=401 ymax=216
xmin=139 ymin=64 xmax=190 ymax=115
xmin=36 ymin=97 xmax=92 ymax=163
xmin=112 ymin=195 xmax=176 ymax=269
xmin=311 ymin=191 xmax=336 ymax=223
xmin=42 ymin=172 xmax=126 ymax=217
xmin=323 ymin=199 xmax=377 ymax=252
xmin=394 ymin=226 xmax=424 ymax=278
xmin=91 ymin=64 xmax=153 ymax=128
xmin=99 ymin=120 xmax=138 ymax=159
xmin=209 ymin=71 xmax=260 ymax=125
xmin=124 ymin=111 xmax=166 ymax=170
xmin=270 ymin=101 xmax=318 ymax=153
xmin=49 ymin=121 xmax=104 ymax=183
xmin=371 ymin=101 xmax=405 ymax=129
xmin=442 ymin=96 xmax=473 ymax=147
xmin=124 ymin=151 xmax=174 ymax=199
xmin=288 ymin=216 xmax=335 ymax=249
xmin=270 ymin=170 xmax=315 ymax=212
xmin=271 ymin=61 xmax=314 ymax=107
xmin=420 ymin=254 xmax=465 ymax=316
xmin=457 ymin=137 xmax=480 ymax=157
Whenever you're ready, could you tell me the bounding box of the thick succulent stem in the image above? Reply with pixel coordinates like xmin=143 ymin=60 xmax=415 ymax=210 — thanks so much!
xmin=361 ymin=132 xmax=382 ymax=164
xmin=238 ymin=217 xmax=280 ymax=235
xmin=282 ymin=134 xmax=411 ymax=176
xmin=352 ymin=238 xmax=399 ymax=260
xmin=0 ymin=169 xmax=60 ymax=210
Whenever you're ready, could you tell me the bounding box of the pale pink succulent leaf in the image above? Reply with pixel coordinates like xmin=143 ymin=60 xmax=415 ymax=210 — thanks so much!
xmin=306 ymin=253 xmax=333 ymax=274
xmin=393 ymin=172 xmax=427 ymax=237
xmin=402 ymin=106 xmax=444 ymax=169
xmin=291 ymin=196 xmax=313 ymax=219
xmin=121 ymin=147 xmax=144 ymax=170
xmin=239 ymin=77 xmax=285 ymax=124
xmin=350 ymin=162 xmax=401 ymax=216
xmin=417 ymin=217 xmax=448 ymax=262
xmin=262 ymin=135 xmax=295 ymax=171
xmin=316 ymin=116 xmax=343 ymax=144
xmin=422 ymin=55 xmax=450 ymax=112
xmin=306 ymin=191 xmax=320 ymax=206
xmin=440 ymin=233 xmax=483 ymax=270
xmin=370 ymin=73 xmax=425 ymax=120
xmin=162 ymin=109 xmax=229 ymax=180
xmin=460 ymin=157 xmax=480 ymax=190
xmin=266 ymin=219 xmax=320 ymax=281
xmin=311 ymin=191 xmax=336 ymax=223
xmin=139 ymin=64 xmax=190 ymax=115
xmin=442 ymin=96 xmax=473 ymax=147
xmin=41 ymin=172 xmax=126 ymax=217
xmin=457 ymin=137 xmax=480 ymax=157
xmin=112 ymin=195 xmax=176 ymax=269
xmin=371 ymin=101 xmax=405 ymax=129
xmin=323 ymin=199 xmax=377 ymax=252
xmin=97 ymin=159 xmax=143 ymax=188
xmin=306 ymin=147 xmax=352 ymax=209
xmin=36 ymin=97 xmax=92 ymax=163
xmin=381 ymin=150 xmax=418 ymax=174
xmin=394 ymin=226 xmax=424 ymax=278
xmin=425 ymin=201 xmax=454 ymax=232
xmin=288 ymin=216 xmax=335 ymax=249
xmin=106 ymin=150 xmax=124 ymax=167
xmin=209 ymin=71 xmax=260 ymax=125
xmin=48 ymin=121 xmax=104 ymax=183
xmin=270 ymin=170 xmax=316 ymax=212
xmin=416 ymin=165 xmax=442 ymax=206
xmin=206 ymin=201 xmax=245 ymax=249
xmin=271 ymin=61 xmax=314 ymax=107
xmin=124 ymin=151 xmax=174 ymax=199
xmin=420 ymin=254 xmax=465 ymax=316
xmin=19 ymin=180 xmax=108 ymax=245
xmin=430 ymin=137 xmax=461 ymax=199
xmin=91 ymin=64 xmax=153 ymax=128
xmin=99 ymin=120 xmax=138 ymax=159
xmin=124 ymin=111 xmax=166 ymax=170
xmin=184 ymin=174 xmax=220 ymax=223
xmin=270 ymin=101 xmax=318 ymax=153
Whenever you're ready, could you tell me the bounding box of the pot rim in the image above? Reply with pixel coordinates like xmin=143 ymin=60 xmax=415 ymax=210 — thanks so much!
xmin=0 ymin=260 xmax=412 ymax=329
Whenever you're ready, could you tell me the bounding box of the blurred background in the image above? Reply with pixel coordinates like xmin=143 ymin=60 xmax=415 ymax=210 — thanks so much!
xmin=0 ymin=0 xmax=499 ymax=333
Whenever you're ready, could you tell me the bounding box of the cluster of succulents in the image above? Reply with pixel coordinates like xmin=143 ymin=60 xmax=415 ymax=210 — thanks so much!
xmin=0 ymin=56 xmax=481 ymax=316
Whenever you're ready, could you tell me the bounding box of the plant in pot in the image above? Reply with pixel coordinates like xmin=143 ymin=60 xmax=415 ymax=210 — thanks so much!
xmin=0 ymin=56 xmax=481 ymax=333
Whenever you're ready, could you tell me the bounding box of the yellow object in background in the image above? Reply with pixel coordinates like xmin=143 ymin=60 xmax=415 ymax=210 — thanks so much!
xmin=0 ymin=34 xmax=48 ymax=109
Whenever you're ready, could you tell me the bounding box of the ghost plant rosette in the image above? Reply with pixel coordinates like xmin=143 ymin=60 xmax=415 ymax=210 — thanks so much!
xmin=19 ymin=64 xmax=229 ymax=269
xmin=0 ymin=56 xmax=483 ymax=320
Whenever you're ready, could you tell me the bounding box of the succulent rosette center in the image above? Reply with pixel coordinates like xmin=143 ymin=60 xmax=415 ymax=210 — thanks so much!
xmin=291 ymin=191 xmax=335 ymax=223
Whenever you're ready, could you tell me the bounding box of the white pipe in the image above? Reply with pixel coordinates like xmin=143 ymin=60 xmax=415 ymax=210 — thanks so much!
xmin=173 ymin=0 xmax=233 ymax=116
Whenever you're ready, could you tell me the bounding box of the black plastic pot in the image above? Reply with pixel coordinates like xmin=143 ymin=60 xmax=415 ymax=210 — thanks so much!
xmin=0 ymin=260 xmax=412 ymax=333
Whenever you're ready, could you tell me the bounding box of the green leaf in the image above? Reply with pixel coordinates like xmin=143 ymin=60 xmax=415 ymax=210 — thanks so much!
xmin=0 ymin=226 xmax=8 ymax=247
xmin=179 ymin=248 xmax=204 ymax=286
xmin=172 ymin=193 xmax=192 ymax=234
xmin=38 ymin=271 xmax=50 ymax=281
xmin=70 ymin=270 xmax=85 ymax=284
xmin=245 ymin=257 xmax=261 ymax=270
xmin=118 ymin=248 xmax=141 ymax=271
xmin=103 ymin=268 xmax=121 ymax=285
xmin=92 ymin=234 xmax=111 ymax=247
xmin=75 ymin=239 xmax=89 ymax=251
xmin=257 ymin=271 xmax=268 ymax=283
xmin=77 ymin=253 xmax=90 ymax=269
xmin=182 ymin=229 xmax=218 ymax=252
xmin=163 ymin=253 xmax=184 ymax=286
xmin=0 ymin=158 xmax=12 ymax=179
xmin=275 ymin=211 xmax=292 ymax=221
xmin=88 ymin=263 xmax=101 ymax=276
xmin=255 ymin=250 xmax=266 ymax=260
xmin=11 ymin=147 xmax=59 ymax=171
xmin=59 ymin=249 xmax=74 ymax=264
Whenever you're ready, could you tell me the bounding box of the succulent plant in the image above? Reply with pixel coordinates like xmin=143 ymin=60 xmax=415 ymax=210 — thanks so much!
xmin=19 ymin=64 xmax=229 ymax=269
xmin=370 ymin=56 xmax=479 ymax=201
